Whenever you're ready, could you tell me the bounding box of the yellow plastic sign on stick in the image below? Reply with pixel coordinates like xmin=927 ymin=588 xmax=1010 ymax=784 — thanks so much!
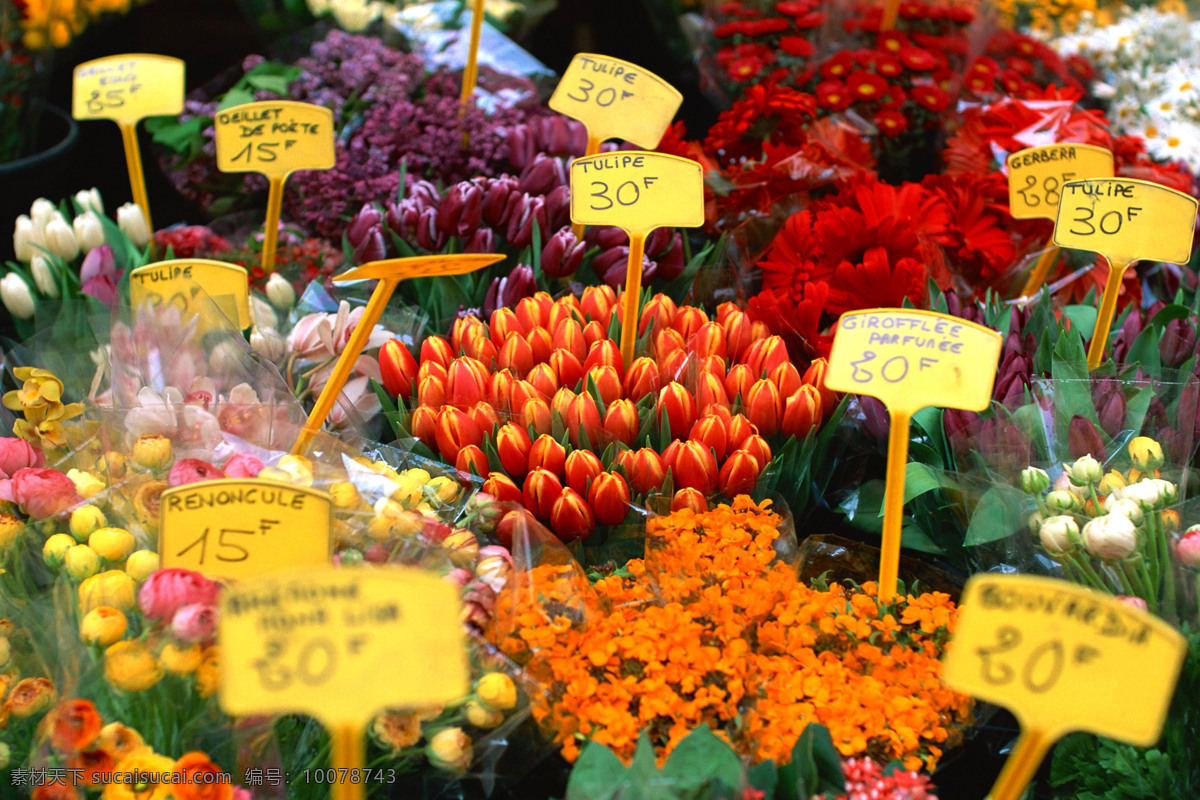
xmin=1008 ymin=144 xmax=1114 ymax=297
xmin=943 ymin=574 xmax=1186 ymax=800
xmin=1052 ymin=178 xmax=1198 ymax=369
xmin=292 ymin=253 xmax=505 ymax=455
xmin=159 ymin=479 xmax=331 ymax=580
xmin=569 ymin=151 xmax=703 ymax=368
xmin=128 ymin=259 xmax=252 ymax=330
xmin=220 ymin=567 xmax=468 ymax=800
xmin=73 ymin=54 xmax=185 ymax=236
xmin=459 ymin=0 xmax=486 ymax=115
xmin=214 ymin=100 xmax=336 ymax=274
xmin=824 ymin=309 xmax=1002 ymax=601
xmin=551 ymin=53 xmax=683 ymax=153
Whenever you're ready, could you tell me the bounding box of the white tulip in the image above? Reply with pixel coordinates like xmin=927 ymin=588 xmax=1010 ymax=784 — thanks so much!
xmin=72 ymin=211 xmax=105 ymax=254
xmin=13 ymin=215 xmax=36 ymax=262
xmin=30 ymin=254 xmax=59 ymax=298
xmin=74 ymin=187 xmax=104 ymax=215
xmin=250 ymin=296 xmax=277 ymax=330
xmin=265 ymin=272 xmax=296 ymax=310
xmin=250 ymin=327 xmax=287 ymax=363
xmin=1082 ymin=513 xmax=1138 ymax=561
xmin=0 ymin=274 xmax=35 ymax=320
xmin=42 ymin=215 xmax=79 ymax=261
xmin=29 ymin=198 xmax=56 ymax=228
xmin=116 ymin=203 xmax=151 ymax=248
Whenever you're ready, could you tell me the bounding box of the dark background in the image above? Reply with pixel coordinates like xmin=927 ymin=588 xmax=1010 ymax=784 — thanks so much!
xmin=1 ymin=1 xmax=1019 ymax=796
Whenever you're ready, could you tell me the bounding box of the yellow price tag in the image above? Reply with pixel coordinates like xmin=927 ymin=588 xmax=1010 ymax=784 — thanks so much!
xmin=943 ymin=574 xmax=1186 ymax=800
xmin=1052 ymin=178 xmax=1198 ymax=369
xmin=72 ymin=54 xmax=184 ymax=124
xmin=550 ymin=53 xmax=683 ymax=151
xmin=1053 ymin=178 xmax=1197 ymax=265
xmin=129 ymin=259 xmax=252 ymax=331
xmin=824 ymin=309 xmax=1002 ymax=603
xmin=824 ymin=309 xmax=1002 ymax=415
xmin=159 ymin=479 xmax=331 ymax=580
xmin=1008 ymin=144 xmax=1114 ymax=220
xmin=569 ymin=151 xmax=703 ymax=236
xmin=568 ymin=152 xmax=703 ymax=368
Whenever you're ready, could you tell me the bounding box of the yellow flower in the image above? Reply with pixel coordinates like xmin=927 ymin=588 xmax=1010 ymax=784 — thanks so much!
xmin=79 ymin=569 xmax=136 ymax=614
xmin=426 ymin=727 xmax=472 ymax=772
xmin=42 ymin=532 xmax=74 ymax=568
xmin=67 ymin=469 xmax=106 ymax=499
xmin=371 ymin=710 xmax=422 ymax=751
xmin=2 ymin=367 xmax=65 ymax=411
xmin=69 ymin=505 xmax=107 ymax=540
xmin=194 ymin=646 xmax=220 ymax=697
xmin=476 ymin=672 xmax=517 ymax=711
xmin=1128 ymin=436 xmax=1164 ymax=472
xmin=465 ymin=699 xmax=503 ymax=728
xmin=160 ymin=642 xmax=201 ymax=675
xmin=258 ymin=455 xmax=314 ymax=487
xmin=131 ymin=480 xmax=167 ymax=526
xmin=103 ymin=747 xmax=176 ymax=800
xmin=65 ymin=544 xmax=101 ymax=581
xmin=104 ymin=641 xmax=163 ymax=692
xmin=329 ymin=481 xmax=361 ymax=510
xmin=425 ymin=475 xmax=459 ymax=504
xmin=124 ymin=550 xmax=160 ymax=582
xmin=0 ymin=514 xmax=22 ymax=548
xmin=130 ymin=435 xmax=172 ymax=472
xmin=80 ymin=606 xmax=128 ymax=647
xmin=96 ymin=721 xmax=146 ymax=762
xmin=89 ymin=527 xmax=135 ymax=562
xmin=5 ymin=676 xmax=56 ymax=718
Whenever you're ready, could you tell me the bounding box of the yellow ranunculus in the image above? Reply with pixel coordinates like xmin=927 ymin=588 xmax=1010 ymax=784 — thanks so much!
xmin=159 ymin=642 xmax=201 ymax=675
xmin=104 ymin=641 xmax=163 ymax=692
xmin=130 ymin=434 xmax=172 ymax=472
xmin=42 ymin=532 xmax=74 ymax=568
xmin=69 ymin=505 xmax=107 ymax=540
xmin=67 ymin=469 xmax=106 ymax=499
xmin=194 ymin=646 xmax=220 ymax=698
xmin=65 ymin=544 xmax=101 ymax=581
xmin=103 ymin=747 xmax=175 ymax=800
xmin=124 ymin=550 xmax=160 ymax=582
xmin=79 ymin=569 xmax=136 ymax=614
xmin=80 ymin=606 xmax=128 ymax=647
xmin=0 ymin=514 xmax=22 ymax=549
xmin=89 ymin=527 xmax=135 ymax=562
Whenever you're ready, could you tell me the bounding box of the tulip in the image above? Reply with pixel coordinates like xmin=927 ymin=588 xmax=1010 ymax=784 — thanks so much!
xmin=435 ymin=181 xmax=484 ymax=238
xmin=603 ymin=399 xmax=639 ymax=447
xmin=489 ymin=370 xmax=516 ymax=411
xmin=542 ymin=227 xmax=586 ymax=278
xmin=657 ymin=382 xmax=697 ymax=439
xmin=552 ymin=319 xmax=587 ymax=363
xmin=565 ymin=450 xmax=603 ymax=496
xmin=456 ymin=445 xmax=489 ymax=478
xmin=588 ymin=472 xmax=631 ymax=526
xmin=718 ymin=450 xmax=761 ymax=497
xmin=418 ymin=374 xmax=446 ymax=408
xmin=780 ymin=385 xmax=822 ymax=438
xmin=581 ymin=285 xmax=616 ymax=325
xmin=551 ymin=487 xmax=596 ymax=542
xmin=548 ymin=296 xmax=582 ymax=332
xmin=1082 ymin=513 xmax=1137 ymax=560
xmin=379 ymin=340 xmax=418 ymax=400
xmin=1067 ymin=415 xmax=1105 ymax=461
xmin=410 ymin=405 xmax=438 ymax=446
xmin=528 ymin=434 xmax=566 ymax=476
xmin=567 ymin=393 xmax=604 ymax=448
xmin=30 ymin=197 xmax=56 ymax=228
xmin=523 ymin=468 xmax=563 ymax=520
xmin=482 ymin=472 xmax=523 ymax=505
xmin=461 ymin=328 xmax=498 ymax=367
xmin=265 ymin=272 xmax=296 ymax=309
xmin=586 ymin=365 xmax=622 ymax=407
xmin=31 ymin=253 xmax=59 ymax=298
xmin=468 ymin=402 xmax=499 ymax=437
xmin=43 ymin=215 xmax=79 ymax=261
xmin=722 ymin=308 xmax=755 ymax=362
xmin=0 ymin=274 xmax=35 ymax=319
xmin=515 ymin=295 xmax=547 ymax=332
xmin=75 ymin=187 xmax=103 ymax=214
xmin=638 ymin=294 xmax=677 ymax=337
xmin=1160 ymin=317 xmax=1196 ymax=368
xmin=523 ymin=363 xmax=557 ymax=402
xmin=519 ymin=397 xmax=550 ymax=437
xmin=625 ymin=357 xmax=661 ymax=401
xmin=72 ymin=211 xmax=105 ymax=254
xmin=744 ymin=379 xmax=782 ymax=437
xmin=13 ymin=215 xmax=36 ymax=262
xmin=446 ymin=357 xmax=489 ymax=409
xmin=526 ymin=326 xmax=553 ymax=365
xmin=742 ymin=335 xmax=789 ymax=378
xmin=434 ymin=407 xmax=483 ymax=462
xmin=582 ymin=320 xmax=606 ymax=348
xmin=480 ymin=174 xmax=519 ymax=225
xmin=725 ymin=363 xmax=756 ymax=403
xmin=496 ymin=423 xmax=532 ymax=478
xmin=672 ymin=306 xmax=708 ymax=341
xmin=695 ymin=371 xmax=731 ymax=416
xmin=690 ymin=415 xmax=729 ymax=463
xmin=688 ymin=321 xmax=727 ymax=362
xmin=116 ymin=203 xmax=150 ymax=248
xmin=420 ymin=360 xmax=448 ymax=384
xmin=672 ymin=487 xmax=708 ymax=513
xmin=770 ymin=362 xmax=803 ymax=398
xmin=549 ymin=350 xmax=585 ymax=391
xmin=669 ymin=440 xmax=718 ymax=494
xmin=510 ymin=379 xmax=542 ymax=410
xmin=654 ymin=327 xmax=686 ymax=363
xmin=490 ymin=308 xmax=524 ymax=344
xmin=421 ymin=336 xmax=455 ymax=368
xmin=626 ymin=448 xmax=667 ymax=495
xmin=451 ymin=316 xmax=488 ymax=354
xmin=740 ymin=434 xmax=772 ymax=469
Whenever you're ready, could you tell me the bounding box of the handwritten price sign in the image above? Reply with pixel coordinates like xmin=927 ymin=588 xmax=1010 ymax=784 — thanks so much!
xmin=160 ymin=479 xmax=331 ymax=580
xmin=129 ymin=259 xmax=251 ymax=331
xmin=943 ymin=574 xmax=1185 ymax=800
xmin=72 ymin=54 xmax=184 ymax=123
xmin=550 ymin=53 xmax=682 ymax=150
xmin=214 ymin=100 xmax=335 ymax=178
xmin=1053 ymin=178 xmax=1197 ymax=265
xmin=1008 ymin=144 xmax=1113 ymax=220
xmin=569 ymin=151 xmax=703 ymax=235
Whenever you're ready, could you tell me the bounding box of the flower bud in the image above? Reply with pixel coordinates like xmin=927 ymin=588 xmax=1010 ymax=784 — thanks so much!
xmin=131 ymin=434 xmax=173 ymax=472
xmin=744 ymin=379 xmax=782 ymax=437
xmin=1104 ymin=496 xmax=1144 ymax=525
xmin=1044 ymin=489 xmax=1080 ymax=513
xmin=476 ymin=671 xmax=517 ymax=710
xmin=624 ymin=357 xmax=661 ymax=402
xmin=550 ymin=487 xmax=595 ymax=542
xmin=725 ymin=363 xmax=756 ymax=403
xmin=265 ymin=273 xmax=296 ymax=310
xmin=13 ymin=215 xmax=36 ymax=262
xmin=672 ymin=487 xmax=708 ymax=513
xmin=802 ymin=358 xmax=837 ymax=413
xmin=66 ymin=545 xmax=101 ymax=581
xmin=657 ymin=382 xmax=697 ymax=439
xmin=456 ymin=445 xmax=488 ymax=478
xmin=668 ymin=440 xmax=718 ymax=495
xmin=566 ymin=393 xmax=604 ymax=449
xmin=482 ymin=472 xmax=523 ymax=505
xmin=116 ymin=203 xmax=151 ymax=248
xmin=496 ymin=422 xmax=533 ymax=479
xmin=434 ymin=407 xmax=483 ymax=463
xmin=1066 ymin=454 xmax=1103 ymax=487
xmin=1175 ymin=525 xmax=1200 ymax=568
xmin=379 ymin=339 xmax=418 ymax=401
xmin=528 ymin=363 xmax=560 ymax=402
xmin=80 ymin=606 xmax=127 ymax=647
xmin=1038 ymin=515 xmax=1079 ymax=554
xmin=426 ymin=728 xmax=472 ymax=772
xmin=627 ymin=448 xmax=667 ymax=496
xmin=465 ymin=699 xmax=504 ymax=728
xmin=550 ymin=350 xmax=585 ymax=392
xmin=43 ymin=215 xmax=80 ymax=261
xmin=780 ymin=385 xmax=821 ymax=438
xmin=1067 ymin=415 xmax=1105 ymax=461
xmin=43 ymin=533 xmax=75 ymax=569
xmin=588 ymin=472 xmax=631 ymax=526
xmin=1 ymin=273 xmax=35 ymax=319
xmin=31 ymin=253 xmax=59 ymax=298
xmin=75 ymin=187 xmax=103 ymax=215
xmin=124 ymin=550 xmax=160 ymax=582
xmin=89 ymin=527 xmax=135 ymax=562
xmin=104 ymin=640 xmax=163 ymax=692
xmin=72 ymin=211 xmax=105 ymax=254
xmin=527 ymin=434 xmax=566 ymax=476
xmin=523 ymin=468 xmax=563 ymax=520
xmin=565 ymin=449 xmax=603 ymax=496
xmin=1083 ymin=513 xmax=1138 ymax=560
xmin=581 ymin=285 xmax=616 ymax=325
xmin=30 ymin=197 xmax=56 ymax=228
xmin=69 ymin=505 xmax=108 ymax=541
xmin=689 ymin=415 xmax=728 ymax=463
xmin=1128 ymin=436 xmax=1164 ymax=472
xmin=541 ymin=227 xmax=586 ymax=278
xmin=603 ymin=399 xmax=639 ymax=447
xmin=1020 ymin=467 xmax=1050 ymax=495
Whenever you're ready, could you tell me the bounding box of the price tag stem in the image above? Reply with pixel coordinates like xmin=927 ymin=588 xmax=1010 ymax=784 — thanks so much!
xmin=879 ymin=408 xmax=911 ymax=603
xmin=881 ymin=0 xmax=900 ymax=29
xmin=1018 ymin=244 xmax=1059 ymax=300
xmin=331 ymin=723 xmax=366 ymax=800
xmin=570 ymin=133 xmax=604 ymax=240
xmin=458 ymin=0 xmax=486 ymax=146
xmin=987 ymin=727 xmax=1052 ymax=800
xmin=1086 ymin=258 xmax=1132 ymax=371
xmin=118 ymin=122 xmax=153 ymax=236
xmin=618 ymin=232 xmax=647 ymax=369
xmin=263 ymin=177 xmax=286 ymax=274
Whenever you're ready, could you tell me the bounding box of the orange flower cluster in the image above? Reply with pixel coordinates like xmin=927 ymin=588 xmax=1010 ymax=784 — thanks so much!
xmin=492 ymin=498 xmax=971 ymax=769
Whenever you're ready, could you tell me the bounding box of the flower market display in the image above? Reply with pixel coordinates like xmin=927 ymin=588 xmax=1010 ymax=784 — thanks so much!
xmin=5 ymin=0 xmax=1200 ymax=798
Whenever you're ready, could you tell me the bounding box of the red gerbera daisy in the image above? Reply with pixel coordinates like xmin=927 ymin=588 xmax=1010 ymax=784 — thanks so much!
xmin=874 ymin=110 xmax=908 ymax=136
xmin=847 ymin=71 xmax=888 ymax=102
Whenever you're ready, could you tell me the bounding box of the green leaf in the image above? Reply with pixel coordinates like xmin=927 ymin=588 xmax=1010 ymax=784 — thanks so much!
xmin=566 ymin=739 xmax=627 ymax=800
xmin=964 ymin=484 xmax=1029 ymax=546
xmin=217 ymin=88 xmax=256 ymax=111
xmin=662 ymin=726 xmax=745 ymax=793
xmin=900 ymin=521 xmax=946 ymax=554
xmin=903 ymin=462 xmax=944 ymax=504
xmin=1060 ymin=305 xmax=1098 ymax=340
xmin=748 ymin=760 xmax=779 ymax=797
xmin=146 ymin=115 xmax=209 ymax=155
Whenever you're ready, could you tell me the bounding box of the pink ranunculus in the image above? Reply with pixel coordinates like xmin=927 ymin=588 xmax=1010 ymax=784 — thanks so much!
xmin=3 ymin=468 xmax=81 ymax=518
xmin=138 ymin=568 xmax=220 ymax=621
xmin=222 ymin=453 xmax=264 ymax=478
xmin=171 ymin=603 xmax=217 ymax=642
xmin=168 ymin=458 xmax=227 ymax=487
xmin=0 ymin=438 xmax=44 ymax=478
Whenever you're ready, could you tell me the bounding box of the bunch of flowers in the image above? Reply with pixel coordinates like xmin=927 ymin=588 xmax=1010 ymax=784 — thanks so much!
xmin=817 ymin=757 xmax=939 ymax=800
xmin=491 ymin=497 xmax=971 ymax=768
xmin=1051 ymin=7 xmax=1200 ymax=170
xmin=154 ymin=30 xmax=553 ymax=234
xmin=1020 ymin=437 xmax=1186 ymax=619
xmin=379 ymin=287 xmax=834 ymax=544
